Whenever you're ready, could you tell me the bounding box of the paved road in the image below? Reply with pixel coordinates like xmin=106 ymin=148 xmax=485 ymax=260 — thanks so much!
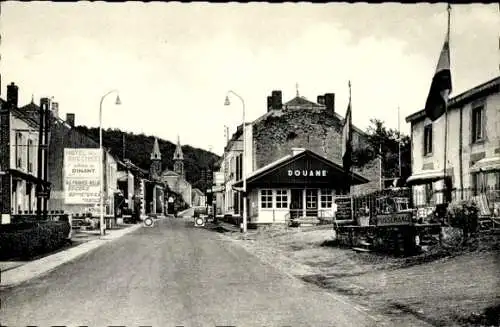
xmin=2 ymin=218 xmax=387 ymax=327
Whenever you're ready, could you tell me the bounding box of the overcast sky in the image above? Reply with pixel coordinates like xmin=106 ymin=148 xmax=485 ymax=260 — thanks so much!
xmin=1 ymin=2 xmax=498 ymax=155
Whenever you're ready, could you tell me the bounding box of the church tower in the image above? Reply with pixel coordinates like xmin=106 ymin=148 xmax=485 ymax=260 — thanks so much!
xmin=173 ymin=135 xmax=184 ymax=178
xmin=150 ymin=137 xmax=162 ymax=181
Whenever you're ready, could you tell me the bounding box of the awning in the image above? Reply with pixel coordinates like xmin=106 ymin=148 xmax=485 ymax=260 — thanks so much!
xmin=470 ymin=156 xmax=500 ymax=173
xmin=209 ymin=185 xmax=225 ymax=193
xmin=405 ymin=169 xmax=447 ymax=185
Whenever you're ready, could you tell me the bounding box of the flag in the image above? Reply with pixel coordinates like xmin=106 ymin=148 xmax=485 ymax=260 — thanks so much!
xmin=424 ymin=20 xmax=452 ymax=121
xmin=341 ymin=88 xmax=352 ymax=189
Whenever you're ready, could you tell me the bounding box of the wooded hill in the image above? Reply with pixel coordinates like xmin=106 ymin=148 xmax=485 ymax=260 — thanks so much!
xmin=73 ymin=126 xmax=221 ymax=191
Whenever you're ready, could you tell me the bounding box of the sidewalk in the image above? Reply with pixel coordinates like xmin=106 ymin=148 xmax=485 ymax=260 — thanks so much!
xmin=0 ymin=223 xmax=142 ymax=288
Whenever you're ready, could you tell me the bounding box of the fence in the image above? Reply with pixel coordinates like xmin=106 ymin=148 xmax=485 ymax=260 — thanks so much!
xmin=350 ymin=186 xmax=500 ymax=223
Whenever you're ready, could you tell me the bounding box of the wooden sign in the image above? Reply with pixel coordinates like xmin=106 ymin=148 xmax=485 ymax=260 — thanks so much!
xmin=376 ymin=211 xmax=413 ymax=226
xmin=334 ymin=196 xmax=352 ymax=221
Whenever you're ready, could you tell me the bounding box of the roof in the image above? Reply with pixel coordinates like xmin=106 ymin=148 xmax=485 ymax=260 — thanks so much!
xmin=283 ymin=96 xmax=325 ymax=109
xmin=233 ymin=149 xmax=369 ymax=188
xmin=192 ymin=188 xmax=204 ymax=195
xmin=406 ymin=75 xmax=500 ymax=123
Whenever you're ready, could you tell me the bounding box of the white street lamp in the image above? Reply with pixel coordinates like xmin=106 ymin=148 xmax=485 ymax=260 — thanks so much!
xmin=224 ymin=91 xmax=247 ymax=233
xmin=99 ymin=90 xmax=121 ymax=236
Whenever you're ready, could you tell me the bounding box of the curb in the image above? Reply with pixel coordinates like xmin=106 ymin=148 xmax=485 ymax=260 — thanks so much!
xmin=0 ymin=223 xmax=142 ymax=288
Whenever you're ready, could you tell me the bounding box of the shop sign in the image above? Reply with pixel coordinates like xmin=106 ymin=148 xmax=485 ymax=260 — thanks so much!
xmin=287 ymin=169 xmax=327 ymax=177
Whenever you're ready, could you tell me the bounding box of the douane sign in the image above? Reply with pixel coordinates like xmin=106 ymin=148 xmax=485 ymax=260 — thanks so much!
xmin=288 ymin=169 xmax=327 ymax=177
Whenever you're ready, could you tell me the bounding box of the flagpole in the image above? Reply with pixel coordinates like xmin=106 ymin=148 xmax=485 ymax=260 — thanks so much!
xmin=443 ymin=4 xmax=451 ymax=187
xmin=347 ymin=80 xmax=352 ymax=194
xmin=398 ymin=105 xmax=402 ymax=179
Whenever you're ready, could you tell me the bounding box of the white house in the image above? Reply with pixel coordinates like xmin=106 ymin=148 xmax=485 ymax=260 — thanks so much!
xmin=405 ymin=76 xmax=500 ymax=212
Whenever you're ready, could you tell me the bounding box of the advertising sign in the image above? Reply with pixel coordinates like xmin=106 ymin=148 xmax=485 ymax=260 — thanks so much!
xmin=64 ymin=148 xmax=101 ymax=204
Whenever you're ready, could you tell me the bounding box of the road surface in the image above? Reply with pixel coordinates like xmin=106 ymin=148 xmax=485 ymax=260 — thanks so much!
xmin=1 ymin=218 xmax=387 ymax=327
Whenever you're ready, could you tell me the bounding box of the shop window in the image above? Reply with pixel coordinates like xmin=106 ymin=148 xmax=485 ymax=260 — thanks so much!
xmin=320 ymin=189 xmax=333 ymax=208
xmin=275 ymin=189 xmax=288 ymax=208
xmin=471 ymin=106 xmax=484 ymax=143
xmin=260 ymin=189 xmax=273 ymax=209
xmin=423 ymin=124 xmax=432 ymax=155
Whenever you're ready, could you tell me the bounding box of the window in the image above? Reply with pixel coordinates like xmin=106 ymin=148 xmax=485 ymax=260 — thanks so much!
xmin=423 ymin=125 xmax=432 ymax=155
xmin=27 ymin=139 xmax=33 ymax=172
xmin=472 ymin=106 xmax=484 ymax=143
xmin=306 ymin=190 xmax=318 ymax=209
xmin=275 ymin=189 xmax=288 ymax=208
xmin=260 ymin=189 xmax=273 ymax=208
xmin=320 ymin=189 xmax=333 ymax=208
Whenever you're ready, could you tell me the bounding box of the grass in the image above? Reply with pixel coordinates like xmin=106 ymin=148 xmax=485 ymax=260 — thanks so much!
xmin=220 ymin=226 xmax=500 ymax=327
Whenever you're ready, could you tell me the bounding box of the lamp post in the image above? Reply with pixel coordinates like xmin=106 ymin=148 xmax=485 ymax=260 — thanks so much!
xmin=99 ymin=90 xmax=121 ymax=236
xmin=224 ymin=90 xmax=247 ymax=233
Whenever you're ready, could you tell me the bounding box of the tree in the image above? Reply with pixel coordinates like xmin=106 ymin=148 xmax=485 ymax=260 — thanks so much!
xmin=365 ymin=118 xmax=411 ymax=181
xmin=351 ymin=119 xmax=411 ymax=183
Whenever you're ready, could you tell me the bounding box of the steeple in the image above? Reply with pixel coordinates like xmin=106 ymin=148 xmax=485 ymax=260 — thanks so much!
xmin=173 ymin=135 xmax=184 ymax=160
xmin=149 ymin=137 xmax=162 ymax=181
xmin=151 ymin=137 xmax=161 ymax=160
xmin=173 ymin=135 xmax=185 ymax=178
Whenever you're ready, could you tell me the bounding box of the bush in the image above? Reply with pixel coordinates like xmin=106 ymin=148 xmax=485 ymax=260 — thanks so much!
xmin=447 ymin=200 xmax=479 ymax=243
xmin=0 ymin=221 xmax=70 ymax=260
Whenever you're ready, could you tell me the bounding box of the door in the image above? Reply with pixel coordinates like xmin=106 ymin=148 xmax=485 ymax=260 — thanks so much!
xmin=305 ymin=189 xmax=318 ymax=217
xmin=290 ymin=189 xmax=303 ymax=218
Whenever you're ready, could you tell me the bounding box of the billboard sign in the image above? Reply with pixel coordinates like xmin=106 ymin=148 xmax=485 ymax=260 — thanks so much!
xmin=64 ymin=148 xmax=101 ymax=204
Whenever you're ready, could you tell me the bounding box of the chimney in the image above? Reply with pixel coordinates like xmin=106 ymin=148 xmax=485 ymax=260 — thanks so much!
xmin=40 ymin=98 xmax=50 ymax=113
xmin=271 ymin=90 xmax=282 ymax=110
xmin=7 ymin=82 xmax=18 ymax=108
xmin=267 ymin=96 xmax=272 ymax=112
xmin=317 ymin=95 xmax=325 ymax=105
xmin=291 ymin=147 xmax=305 ymax=156
xmin=324 ymin=93 xmax=335 ymax=114
xmin=66 ymin=113 xmax=75 ymax=127
xmin=51 ymin=102 xmax=59 ymax=119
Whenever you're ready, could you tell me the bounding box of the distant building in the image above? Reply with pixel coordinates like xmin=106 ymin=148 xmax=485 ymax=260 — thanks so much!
xmin=150 ymin=136 xmax=192 ymax=208
xmin=216 ymin=88 xmax=377 ymax=223
xmin=191 ymin=188 xmax=206 ymax=207
xmin=406 ymin=76 xmax=500 ymax=208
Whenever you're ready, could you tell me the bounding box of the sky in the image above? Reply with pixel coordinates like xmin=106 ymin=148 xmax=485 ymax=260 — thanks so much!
xmin=1 ymin=2 xmax=498 ymax=156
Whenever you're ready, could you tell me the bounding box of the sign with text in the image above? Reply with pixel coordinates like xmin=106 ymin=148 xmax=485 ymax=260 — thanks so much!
xmin=64 ymin=148 xmax=101 ymax=204
xmin=376 ymin=212 xmax=413 ymax=226
xmin=334 ymin=196 xmax=353 ymax=221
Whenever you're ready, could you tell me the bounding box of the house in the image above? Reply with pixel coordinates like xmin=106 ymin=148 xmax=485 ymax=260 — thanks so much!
xmin=216 ymin=88 xmax=378 ymax=222
xmin=45 ymin=108 xmax=120 ymax=218
xmin=405 ymin=75 xmax=500 ymax=211
xmin=0 ymin=83 xmax=50 ymax=223
xmin=191 ymin=188 xmax=206 ymax=207
xmin=231 ymin=148 xmax=368 ymax=224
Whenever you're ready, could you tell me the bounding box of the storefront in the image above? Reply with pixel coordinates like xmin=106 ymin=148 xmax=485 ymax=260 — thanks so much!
xmin=232 ymin=149 xmax=369 ymax=224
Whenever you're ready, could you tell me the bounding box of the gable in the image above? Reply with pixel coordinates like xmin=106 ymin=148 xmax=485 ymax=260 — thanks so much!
xmin=240 ymin=150 xmax=369 ymax=188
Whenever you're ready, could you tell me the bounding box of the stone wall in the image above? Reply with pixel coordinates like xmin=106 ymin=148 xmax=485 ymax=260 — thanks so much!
xmin=253 ymin=109 xmax=381 ymax=195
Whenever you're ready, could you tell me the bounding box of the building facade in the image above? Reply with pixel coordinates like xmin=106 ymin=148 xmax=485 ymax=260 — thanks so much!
xmin=217 ymin=88 xmax=379 ymax=221
xmin=157 ymin=136 xmax=192 ymax=207
xmin=0 ymin=83 xmax=52 ymax=224
xmin=406 ymin=76 xmax=500 ymax=209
